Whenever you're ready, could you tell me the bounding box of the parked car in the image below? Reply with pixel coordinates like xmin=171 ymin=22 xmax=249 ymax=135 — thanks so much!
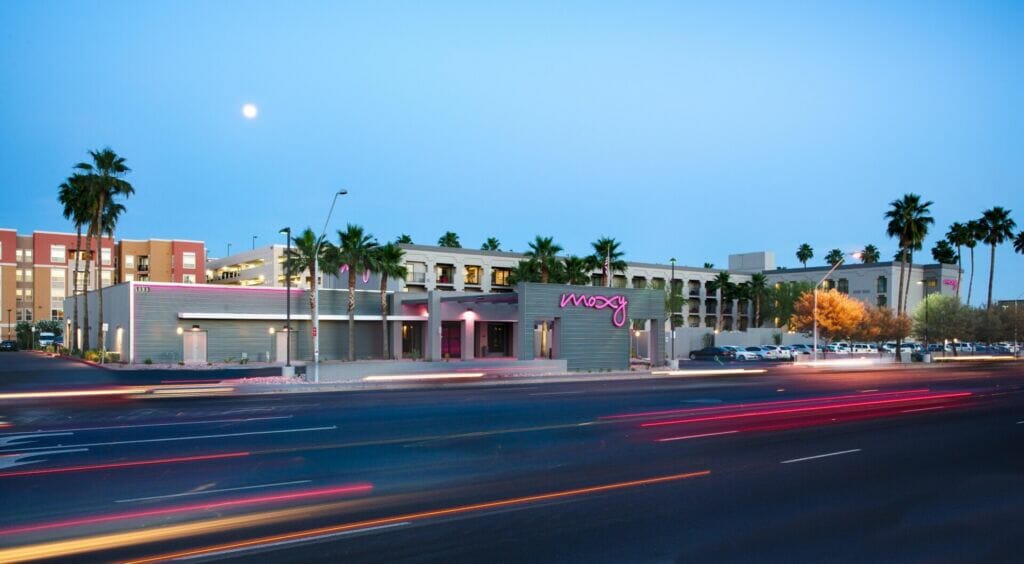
xmin=763 ymin=345 xmax=792 ymax=360
xmin=741 ymin=346 xmax=769 ymax=360
xmin=733 ymin=348 xmax=761 ymax=361
xmin=689 ymin=347 xmax=735 ymax=361
xmin=0 ymin=340 xmax=17 ymax=352
xmin=789 ymin=344 xmax=812 ymax=355
xmin=927 ymin=343 xmax=951 ymax=353
xmin=851 ymin=343 xmax=875 ymax=354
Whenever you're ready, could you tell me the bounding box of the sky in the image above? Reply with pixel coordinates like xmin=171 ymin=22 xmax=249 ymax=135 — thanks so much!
xmin=1 ymin=1 xmax=1022 ymax=302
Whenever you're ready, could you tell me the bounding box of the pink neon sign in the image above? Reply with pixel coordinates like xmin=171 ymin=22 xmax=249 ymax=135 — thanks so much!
xmin=338 ymin=264 xmax=371 ymax=284
xmin=942 ymin=278 xmax=958 ymax=290
xmin=559 ymin=293 xmax=629 ymax=327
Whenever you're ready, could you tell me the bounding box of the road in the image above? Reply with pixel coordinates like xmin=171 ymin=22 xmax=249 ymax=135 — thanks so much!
xmin=1 ymin=352 xmax=1023 ymax=562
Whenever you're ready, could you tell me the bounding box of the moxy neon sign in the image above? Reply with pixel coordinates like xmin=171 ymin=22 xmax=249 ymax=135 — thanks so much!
xmin=559 ymin=293 xmax=629 ymax=327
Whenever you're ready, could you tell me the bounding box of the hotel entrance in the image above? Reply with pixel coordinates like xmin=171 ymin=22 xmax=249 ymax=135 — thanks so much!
xmin=478 ymin=322 xmax=513 ymax=357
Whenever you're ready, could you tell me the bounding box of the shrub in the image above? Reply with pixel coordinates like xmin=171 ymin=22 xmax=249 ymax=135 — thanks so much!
xmin=84 ymin=350 xmax=101 ymax=362
xmin=144 ymin=358 xmax=153 ymax=365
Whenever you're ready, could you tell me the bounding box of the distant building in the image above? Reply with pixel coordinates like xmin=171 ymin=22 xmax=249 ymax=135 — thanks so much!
xmin=0 ymin=228 xmax=204 ymax=339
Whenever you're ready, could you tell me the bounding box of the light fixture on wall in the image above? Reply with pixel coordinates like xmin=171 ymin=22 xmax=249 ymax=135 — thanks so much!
xmin=191 ymin=324 xmax=200 ymax=332
xmin=268 ymin=327 xmax=276 ymax=335
xmin=176 ymin=327 xmax=184 ymax=335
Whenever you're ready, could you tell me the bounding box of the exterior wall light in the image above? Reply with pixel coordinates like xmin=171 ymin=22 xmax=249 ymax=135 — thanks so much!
xmin=176 ymin=327 xmax=184 ymax=335
xmin=268 ymin=327 xmax=276 ymax=335
xmin=191 ymin=324 xmax=201 ymax=332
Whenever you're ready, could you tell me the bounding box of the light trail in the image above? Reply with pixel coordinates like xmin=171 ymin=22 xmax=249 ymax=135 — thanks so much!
xmin=0 ymin=415 xmax=293 ymax=436
xmin=123 ymin=470 xmax=711 ymax=563
xmin=362 ymin=372 xmax=485 ymax=382
xmin=649 ymin=369 xmax=767 ymax=377
xmin=0 ymin=451 xmax=250 ymax=478
xmin=602 ymin=389 xmax=931 ymax=420
xmin=0 ymin=483 xmax=373 ymax=535
xmin=0 ymin=387 xmax=151 ymax=400
xmin=640 ymin=392 xmax=972 ymax=428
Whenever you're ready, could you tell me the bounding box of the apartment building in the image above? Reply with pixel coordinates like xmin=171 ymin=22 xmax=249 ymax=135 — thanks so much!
xmin=0 ymin=228 xmax=204 ymax=338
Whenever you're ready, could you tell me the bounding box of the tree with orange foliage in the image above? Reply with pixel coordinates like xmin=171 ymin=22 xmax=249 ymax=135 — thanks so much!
xmin=792 ymin=289 xmax=866 ymax=349
xmin=857 ymin=305 xmax=912 ymax=358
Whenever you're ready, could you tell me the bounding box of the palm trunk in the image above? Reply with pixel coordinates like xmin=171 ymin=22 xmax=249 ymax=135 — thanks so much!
xmin=967 ymin=247 xmax=975 ymax=306
xmin=955 ymin=245 xmax=963 ymax=300
xmin=903 ymin=255 xmax=913 ymax=315
xmin=987 ymin=244 xmax=996 ymax=309
xmin=82 ymin=230 xmax=92 ymax=352
xmin=72 ymin=224 xmax=82 ymax=352
xmin=347 ymin=269 xmax=356 ymax=361
xmin=96 ymin=201 xmax=105 ymax=357
xmin=755 ymin=295 xmax=761 ymax=328
xmin=896 ymin=249 xmax=907 ymax=315
xmin=380 ymin=274 xmax=389 ymax=359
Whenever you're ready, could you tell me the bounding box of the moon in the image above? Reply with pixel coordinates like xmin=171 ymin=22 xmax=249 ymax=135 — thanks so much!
xmin=242 ymin=103 xmax=258 ymax=119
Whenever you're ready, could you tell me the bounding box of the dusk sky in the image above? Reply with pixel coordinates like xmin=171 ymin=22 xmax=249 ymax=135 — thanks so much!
xmin=1 ymin=1 xmax=1021 ymax=301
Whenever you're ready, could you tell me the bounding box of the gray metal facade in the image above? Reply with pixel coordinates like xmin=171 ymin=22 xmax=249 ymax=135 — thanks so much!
xmin=515 ymin=283 xmax=666 ymax=371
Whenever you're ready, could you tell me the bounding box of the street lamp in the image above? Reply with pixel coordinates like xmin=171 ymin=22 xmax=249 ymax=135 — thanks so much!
xmin=670 ymin=257 xmax=677 ymax=363
xmin=5 ymin=308 xmax=10 ymax=340
xmin=916 ymin=280 xmax=930 ymax=354
xmin=252 ymin=235 xmax=258 ymax=250
xmin=227 ymin=243 xmax=232 ymax=257
xmin=279 ymin=227 xmax=292 ymax=369
xmin=813 ymin=253 xmax=859 ymax=362
xmin=312 ymin=190 xmax=348 ymax=384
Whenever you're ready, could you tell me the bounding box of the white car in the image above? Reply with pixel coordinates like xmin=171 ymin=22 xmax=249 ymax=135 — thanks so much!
xmin=824 ymin=344 xmax=849 ymax=355
xmin=763 ymin=345 xmax=792 ymax=360
xmin=733 ymin=348 xmax=761 ymax=361
xmin=743 ymin=346 xmax=770 ymax=360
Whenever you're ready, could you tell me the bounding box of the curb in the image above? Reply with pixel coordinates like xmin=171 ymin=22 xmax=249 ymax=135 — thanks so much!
xmin=56 ymin=354 xmax=115 ymax=371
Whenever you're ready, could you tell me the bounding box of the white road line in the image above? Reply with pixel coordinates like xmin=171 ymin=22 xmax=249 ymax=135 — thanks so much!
xmin=658 ymin=430 xmax=738 ymax=442
xmin=901 ymin=406 xmax=946 ymax=414
xmin=1016 ymin=420 xmax=1024 ymax=425
xmin=781 ymin=449 xmax=861 ymax=464
xmin=0 ymin=448 xmax=89 ymax=470
xmin=859 ymin=389 xmax=879 ymax=393
xmin=176 ymin=522 xmax=411 ymax=559
xmin=115 ymin=480 xmax=312 ymax=503
xmin=0 ymin=432 xmax=73 ymax=447
xmin=0 ymin=425 xmax=338 ymax=454
xmin=529 ymin=391 xmax=584 ymax=396
xmin=0 ymin=415 xmax=294 ymax=436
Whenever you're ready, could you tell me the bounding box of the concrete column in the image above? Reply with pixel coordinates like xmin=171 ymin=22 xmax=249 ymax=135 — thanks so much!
xmin=426 ymin=291 xmax=442 ymax=361
xmin=390 ymin=320 xmax=403 ymax=360
xmin=461 ymin=318 xmax=475 ymax=360
xmin=454 ymin=259 xmax=465 ymax=291
xmin=649 ymin=320 xmax=666 ymax=366
xmin=551 ymin=318 xmax=562 ymax=359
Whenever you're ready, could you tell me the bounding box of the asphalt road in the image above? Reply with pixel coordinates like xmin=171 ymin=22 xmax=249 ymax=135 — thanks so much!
xmin=1 ymin=352 xmax=1023 ymax=563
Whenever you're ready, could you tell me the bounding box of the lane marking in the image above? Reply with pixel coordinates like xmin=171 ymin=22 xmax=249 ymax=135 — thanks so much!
xmin=658 ymin=430 xmax=738 ymax=442
xmin=0 ymin=426 xmax=337 ymax=454
xmin=176 ymin=522 xmax=410 ymax=559
xmin=0 ymin=415 xmax=293 ymax=437
xmin=0 ymin=432 xmax=73 ymax=447
xmin=781 ymin=449 xmax=861 ymax=464
xmin=1016 ymin=421 xmax=1024 ymax=425
xmin=859 ymin=389 xmax=879 ymax=393
xmin=901 ymin=406 xmax=946 ymax=414
xmin=0 ymin=451 xmax=249 ymax=478
xmin=529 ymin=391 xmax=584 ymax=396
xmin=0 ymin=448 xmax=89 ymax=471
xmin=116 ymin=480 xmax=312 ymax=503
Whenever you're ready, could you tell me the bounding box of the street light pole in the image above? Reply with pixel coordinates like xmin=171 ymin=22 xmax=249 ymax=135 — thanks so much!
xmin=670 ymin=257 xmax=677 ymax=363
xmin=6 ymin=308 xmax=10 ymax=340
xmin=279 ymin=227 xmax=292 ymax=370
xmin=813 ymin=257 xmax=849 ymax=362
xmin=252 ymin=235 xmax=258 ymax=250
xmin=312 ymin=190 xmax=347 ymax=384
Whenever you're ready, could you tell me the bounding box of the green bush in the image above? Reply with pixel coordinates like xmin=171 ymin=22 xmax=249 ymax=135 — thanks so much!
xmin=144 ymin=358 xmax=153 ymax=365
xmin=84 ymin=350 xmax=101 ymax=362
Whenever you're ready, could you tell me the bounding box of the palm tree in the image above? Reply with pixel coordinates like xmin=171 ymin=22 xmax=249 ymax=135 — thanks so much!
xmin=885 ymin=193 xmax=933 ymax=315
xmin=703 ymin=262 xmax=714 ymax=269
xmin=480 ymin=237 xmax=501 ymax=251
xmin=1014 ymin=231 xmax=1024 ymax=255
xmin=395 ymin=234 xmax=413 ymax=244
xmin=860 ymin=244 xmax=880 ymax=264
xmin=284 ymin=228 xmax=338 ymax=360
xmin=796 ymin=244 xmax=813 ymax=268
xmin=74 ymin=148 xmax=134 ymax=353
xmin=369 ymin=243 xmax=406 ymax=359
xmin=437 ymin=231 xmax=461 ymax=248
xmin=562 ymin=255 xmax=590 ymax=285
xmin=945 ymin=222 xmax=971 ymax=299
xmin=58 ymin=174 xmax=92 ymax=352
xmin=707 ymin=272 xmax=733 ymax=332
xmin=587 ymin=237 xmax=626 ymax=286
xmin=508 ymin=259 xmax=541 ymax=284
xmin=825 ymin=248 xmax=844 ymax=266
xmin=337 ymin=224 xmax=379 ymax=361
xmin=749 ymin=273 xmax=768 ymax=328
xmin=524 ymin=236 xmax=563 ymax=283
xmin=931 ymin=240 xmax=956 ymax=264
xmin=965 ymin=220 xmax=983 ymax=305
xmin=977 ymin=207 xmax=1016 ymax=309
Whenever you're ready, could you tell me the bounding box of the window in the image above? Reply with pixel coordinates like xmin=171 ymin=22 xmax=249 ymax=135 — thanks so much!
xmin=877 ymin=295 xmax=888 ymax=307
xmin=51 ymin=309 xmax=64 ymax=321
xmin=670 ymin=279 xmax=683 ymax=294
xmin=183 ymin=252 xmax=196 ymax=269
xmin=435 ymin=264 xmax=455 ymax=285
xmin=612 ymin=275 xmax=627 ymax=288
xmin=23 ymin=308 xmax=32 ymax=322
xmin=75 ymin=271 xmax=87 ymax=293
xmin=22 ymin=288 xmax=32 ymax=299
xmin=183 ymin=273 xmax=196 ymax=284
xmin=124 ymin=273 xmax=135 ymax=282
xmin=877 ymin=276 xmax=887 ymax=293
xmin=492 ymin=267 xmax=511 ymax=287
xmin=688 ymin=281 xmax=701 ymax=296
xmin=136 ymin=275 xmax=149 ymax=282
xmin=101 ymin=270 xmax=113 ymax=287
xmin=138 ymin=256 xmax=150 ymax=272
xmin=650 ymin=278 xmax=665 ymax=290
xmin=23 ymin=249 xmax=32 ymax=262
xmin=464 ymin=265 xmax=482 ymax=285
xmin=50 ymin=245 xmax=66 ymax=263
xmin=125 ymin=255 xmax=134 ymax=268
xmin=591 ymin=274 xmax=604 ymax=286
xmin=17 ymin=269 xmax=32 ymax=283
xmin=101 ymin=248 xmax=112 ymax=266
xmin=837 ymin=278 xmax=849 ymax=294
xmin=632 ymin=277 xmax=647 ymax=289
xmin=405 ymin=262 xmax=426 ymax=284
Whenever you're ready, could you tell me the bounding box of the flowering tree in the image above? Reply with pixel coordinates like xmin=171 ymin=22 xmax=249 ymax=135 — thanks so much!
xmin=791 ymin=289 xmax=866 ymax=345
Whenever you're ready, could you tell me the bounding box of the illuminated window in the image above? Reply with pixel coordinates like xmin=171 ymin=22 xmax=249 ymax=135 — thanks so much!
xmin=435 ymin=264 xmax=455 ymax=285
xmin=492 ymin=267 xmax=511 ymax=287
xmin=405 ymin=262 xmax=426 ymax=284
xmin=464 ymin=265 xmax=482 ymax=285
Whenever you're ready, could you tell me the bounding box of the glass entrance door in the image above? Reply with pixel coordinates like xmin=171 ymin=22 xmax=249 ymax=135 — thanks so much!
xmin=441 ymin=321 xmax=461 ymax=359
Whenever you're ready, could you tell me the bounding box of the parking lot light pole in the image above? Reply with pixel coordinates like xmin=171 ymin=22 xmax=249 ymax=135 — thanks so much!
xmin=813 ymin=253 xmax=860 ymax=362
xmin=279 ymin=227 xmax=292 ymax=369
xmin=312 ymin=190 xmax=347 ymax=384
xmin=670 ymin=257 xmax=677 ymax=363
